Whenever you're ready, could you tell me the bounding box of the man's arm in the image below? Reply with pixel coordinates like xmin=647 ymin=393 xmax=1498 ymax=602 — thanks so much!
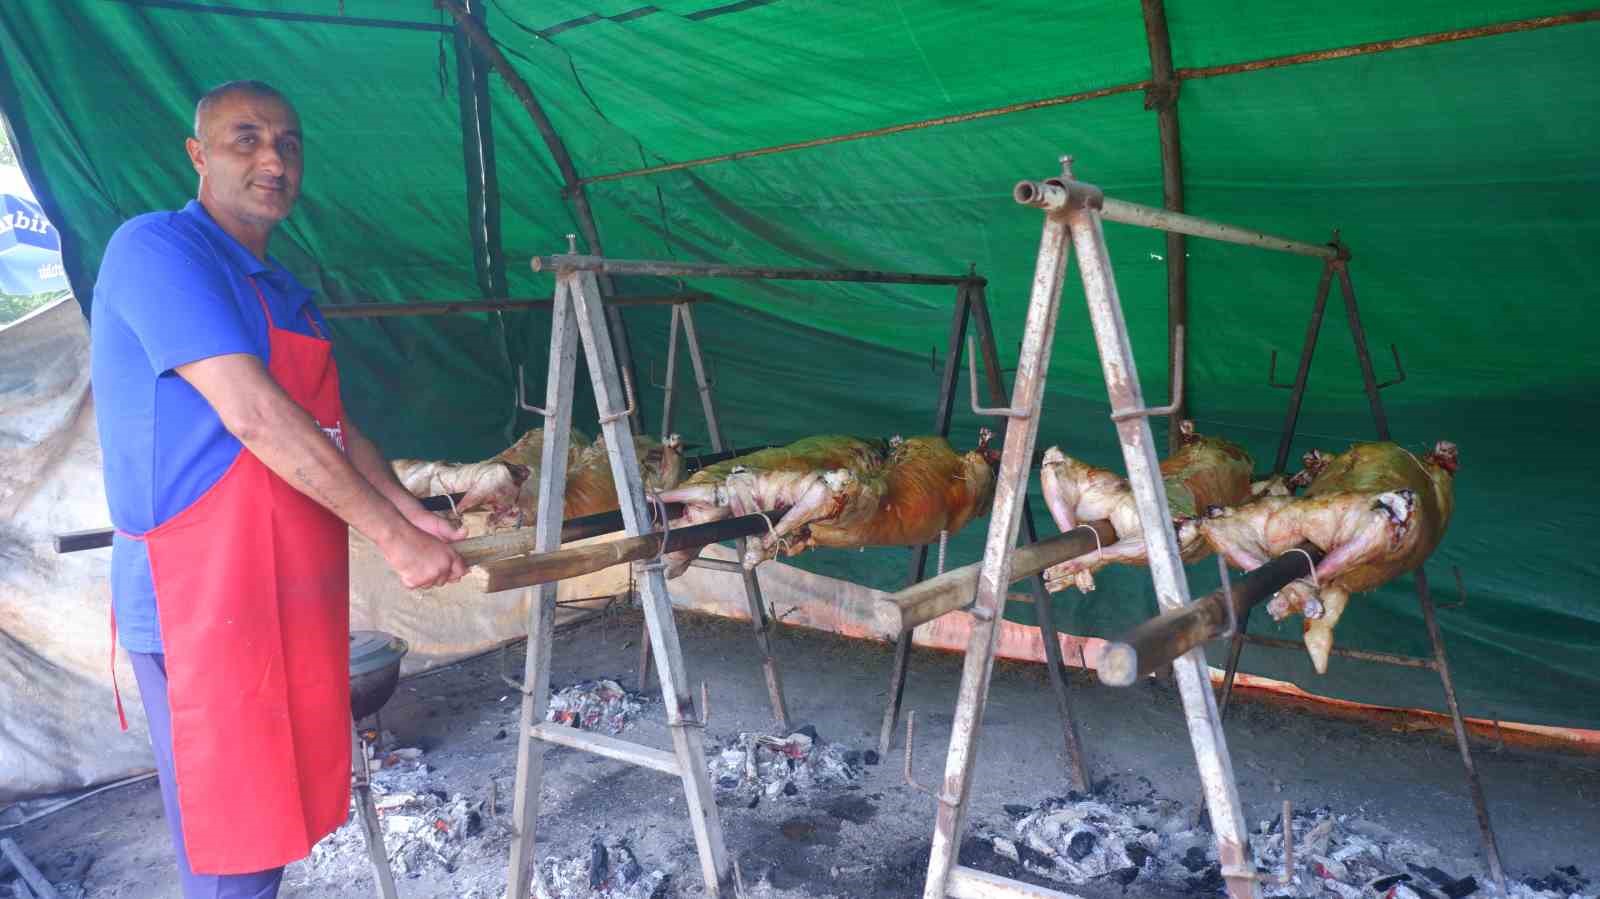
xmin=175 ymin=353 xmax=466 ymax=588
xmin=342 ymin=418 xmax=465 ymax=543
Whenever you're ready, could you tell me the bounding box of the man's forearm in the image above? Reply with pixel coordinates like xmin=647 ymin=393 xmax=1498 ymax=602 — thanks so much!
xmin=343 ymin=422 xmax=418 ymax=511
xmin=231 ymin=396 xmax=412 ymax=546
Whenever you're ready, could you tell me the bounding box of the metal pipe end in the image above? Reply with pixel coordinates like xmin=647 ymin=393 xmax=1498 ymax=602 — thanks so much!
xmin=1013 ymin=180 xmax=1046 ymax=206
xmin=531 ymin=256 xmax=549 ymax=273
xmin=1096 ymin=643 xmax=1138 ymax=687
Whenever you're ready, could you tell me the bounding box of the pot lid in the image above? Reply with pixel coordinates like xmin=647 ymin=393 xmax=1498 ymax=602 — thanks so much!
xmin=349 ymin=630 xmax=409 ymax=676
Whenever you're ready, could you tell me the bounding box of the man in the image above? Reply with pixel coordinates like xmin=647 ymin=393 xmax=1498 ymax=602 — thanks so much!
xmin=91 ymin=80 xmax=466 ymax=897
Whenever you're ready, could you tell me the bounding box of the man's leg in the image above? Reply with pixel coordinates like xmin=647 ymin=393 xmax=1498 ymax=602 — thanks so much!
xmin=128 ymin=651 xmax=286 ymax=899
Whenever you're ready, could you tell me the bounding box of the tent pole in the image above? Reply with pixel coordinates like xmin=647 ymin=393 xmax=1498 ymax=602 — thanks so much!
xmin=438 ymin=0 xmax=644 ymax=434
xmin=1140 ymin=0 xmax=1190 ymax=453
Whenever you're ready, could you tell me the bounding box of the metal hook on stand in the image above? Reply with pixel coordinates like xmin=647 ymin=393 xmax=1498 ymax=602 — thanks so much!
xmin=902 ymin=711 xmax=960 ymax=806
xmin=599 ymin=366 xmax=639 ymax=425
xmin=1375 ymin=343 xmax=1407 ymax=389
xmin=517 ymin=364 xmax=552 ymax=417
xmin=1109 ymin=325 xmax=1184 ymax=422
xmin=966 ymin=336 xmax=1031 ymax=418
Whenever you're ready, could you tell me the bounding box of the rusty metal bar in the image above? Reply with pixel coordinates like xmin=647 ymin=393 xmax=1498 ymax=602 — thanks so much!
xmin=1418 ymin=567 xmax=1508 ymax=893
xmin=1098 ymin=543 xmax=1321 ymax=687
xmin=578 ymin=82 xmax=1150 ymax=187
xmin=1178 ymin=11 xmax=1600 ymax=80
xmin=1271 ymin=260 xmax=1336 ymax=474
xmin=1140 ymin=0 xmax=1190 ymax=453
xmin=1063 ymin=166 xmax=1255 ymax=899
xmin=570 ymin=13 xmax=1594 ymax=189
xmin=921 ymin=175 xmax=1072 ymax=899
xmin=438 ymin=0 xmax=643 ymax=432
xmin=320 ymin=293 xmax=708 ymax=319
xmin=1336 ymin=261 xmax=1391 ymax=441
xmin=532 ymin=254 xmax=982 ymax=286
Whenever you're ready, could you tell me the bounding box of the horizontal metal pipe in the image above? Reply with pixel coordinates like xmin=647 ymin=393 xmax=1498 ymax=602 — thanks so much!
xmin=1242 ymin=634 xmax=1437 ymax=670
xmin=875 ymin=521 xmax=1118 ymax=634
xmin=531 ymin=254 xmax=982 ymax=286
xmin=1097 ymin=543 xmax=1322 ymax=687
xmin=481 ymin=507 xmax=788 ymax=592
xmin=320 ymin=293 xmax=708 ymax=319
xmin=689 ymin=557 xmax=747 ymax=574
xmin=1100 ymin=197 xmax=1338 ymax=258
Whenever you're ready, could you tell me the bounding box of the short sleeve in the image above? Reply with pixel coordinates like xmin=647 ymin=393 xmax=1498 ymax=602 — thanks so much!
xmin=97 ymin=218 xmax=257 ymax=374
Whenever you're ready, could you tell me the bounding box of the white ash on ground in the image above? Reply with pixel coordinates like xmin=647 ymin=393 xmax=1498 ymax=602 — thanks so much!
xmin=707 ymin=725 xmax=870 ymax=803
xmin=533 ymin=839 xmax=671 ymax=899
xmin=296 ymin=742 xmax=509 ymax=887
xmin=546 ymin=678 xmax=648 ymax=735
xmin=976 ymin=795 xmax=1592 ymax=898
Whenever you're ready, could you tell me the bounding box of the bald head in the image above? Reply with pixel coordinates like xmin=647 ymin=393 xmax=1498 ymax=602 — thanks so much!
xmin=194 ymin=80 xmax=293 ymax=140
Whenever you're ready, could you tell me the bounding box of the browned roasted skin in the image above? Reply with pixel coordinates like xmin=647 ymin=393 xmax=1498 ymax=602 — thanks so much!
xmin=657 ymin=432 xmax=997 ymax=575
xmin=1199 ymin=440 xmax=1458 ymax=672
xmin=1038 ymin=421 xmax=1253 ymax=593
xmin=807 ymin=435 xmax=996 ymax=549
xmin=393 ymin=429 xmax=684 ymax=532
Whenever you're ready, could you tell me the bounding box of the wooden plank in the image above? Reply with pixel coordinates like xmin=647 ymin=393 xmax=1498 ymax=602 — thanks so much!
xmin=0 ymin=839 xmax=59 ymax=899
xmin=947 ymin=865 xmax=1085 ymax=899
xmin=527 ymin=723 xmax=680 ymax=776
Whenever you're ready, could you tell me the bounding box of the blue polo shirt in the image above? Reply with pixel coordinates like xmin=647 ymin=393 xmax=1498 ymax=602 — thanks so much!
xmin=91 ymin=200 xmax=331 ymax=654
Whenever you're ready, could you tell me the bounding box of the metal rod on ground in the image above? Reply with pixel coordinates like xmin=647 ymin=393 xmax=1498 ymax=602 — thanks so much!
xmin=532 ymin=255 xmax=982 ymax=286
xmin=1236 ymin=634 xmax=1435 ymax=670
xmin=1053 ymin=160 xmax=1256 ymax=898
xmin=1098 ymin=543 xmax=1322 ymax=686
xmin=876 ymin=522 xmax=1118 ymax=634
xmin=480 ymin=508 xmax=789 ymax=593
xmin=1139 ymin=0 xmax=1190 ymax=452
xmin=0 ymin=839 xmax=59 ymax=899
xmin=1419 ymin=567 xmax=1507 ymax=894
xmin=879 ymin=281 xmax=972 ymax=760
xmin=319 ymin=293 xmax=709 ymax=318
xmin=970 ymin=284 xmax=1090 ymax=792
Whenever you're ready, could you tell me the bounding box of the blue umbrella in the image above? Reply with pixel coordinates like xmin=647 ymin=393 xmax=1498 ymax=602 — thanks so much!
xmin=0 ymin=193 xmax=68 ymax=295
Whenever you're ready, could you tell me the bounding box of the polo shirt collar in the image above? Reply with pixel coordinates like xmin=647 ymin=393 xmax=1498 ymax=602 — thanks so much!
xmin=181 ymin=199 xmax=310 ymax=302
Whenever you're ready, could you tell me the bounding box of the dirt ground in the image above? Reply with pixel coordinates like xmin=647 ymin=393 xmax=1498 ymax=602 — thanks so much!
xmin=9 ymin=608 xmax=1599 ymax=898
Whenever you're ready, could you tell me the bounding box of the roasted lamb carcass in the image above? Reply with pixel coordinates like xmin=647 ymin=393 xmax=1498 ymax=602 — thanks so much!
xmin=1198 ymin=441 xmax=1458 ymax=673
xmin=1037 ymin=421 xmax=1254 ymax=593
xmin=391 ymin=428 xmax=684 ymax=535
xmin=656 ymin=431 xmax=998 ymax=577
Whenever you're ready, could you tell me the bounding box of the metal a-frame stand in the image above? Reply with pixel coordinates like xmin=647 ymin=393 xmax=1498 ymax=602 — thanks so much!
xmin=919 ymin=157 xmax=1264 ymax=899
xmin=877 ymin=277 xmax=1090 ymax=793
xmin=1214 ymin=240 xmax=1507 ymax=893
xmin=505 ymin=264 xmax=734 ymax=898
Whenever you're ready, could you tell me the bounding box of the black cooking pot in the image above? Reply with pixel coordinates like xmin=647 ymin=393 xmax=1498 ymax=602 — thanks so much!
xmin=349 ymin=630 xmax=409 ymax=721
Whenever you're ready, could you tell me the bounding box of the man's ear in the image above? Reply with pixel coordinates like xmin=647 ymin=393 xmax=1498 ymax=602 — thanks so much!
xmin=185 ymin=136 xmax=205 ymax=176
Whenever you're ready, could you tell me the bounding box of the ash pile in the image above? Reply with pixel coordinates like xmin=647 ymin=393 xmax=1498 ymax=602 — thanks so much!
xmin=707 ymin=725 xmax=871 ymax=804
xmin=300 ymin=740 xmax=506 ymax=884
xmin=534 ymin=838 xmax=671 ymax=899
xmin=976 ymin=795 xmax=1591 ymax=898
xmin=547 ymin=679 xmax=648 ymax=735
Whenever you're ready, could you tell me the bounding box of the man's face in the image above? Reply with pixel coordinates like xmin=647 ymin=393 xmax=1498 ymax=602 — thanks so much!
xmin=186 ymin=92 xmax=302 ymax=228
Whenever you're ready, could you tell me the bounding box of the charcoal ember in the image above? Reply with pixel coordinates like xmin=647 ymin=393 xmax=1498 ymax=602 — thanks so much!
xmin=705 ymin=729 xmax=862 ymax=801
xmin=546 ymin=679 xmax=647 ymax=735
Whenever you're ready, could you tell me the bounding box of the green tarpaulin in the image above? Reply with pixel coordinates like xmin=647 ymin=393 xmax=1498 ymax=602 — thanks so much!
xmin=3 ymin=1 xmax=1596 ymax=729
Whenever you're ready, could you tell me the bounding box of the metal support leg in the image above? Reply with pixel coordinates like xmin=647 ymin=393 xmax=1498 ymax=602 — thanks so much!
xmin=879 ymin=283 xmax=972 ymax=757
xmin=1063 ymin=176 xmax=1256 ymax=899
xmin=508 ymin=273 xmax=734 ymax=897
xmin=1419 ymin=568 xmax=1507 ymax=894
xmin=658 ymin=304 xmax=682 ymax=442
xmin=351 ymin=722 xmax=399 ymax=899
xmin=1271 ymin=260 xmax=1334 ymax=474
xmin=680 ymin=303 xmax=790 ymax=730
xmin=923 ymin=196 xmax=1073 ymax=899
xmin=1335 ymin=260 xmax=1390 ymax=441
xmin=972 ymin=287 xmax=1091 ymax=792
xmin=573 ymin=272 xmax=734 ymax=894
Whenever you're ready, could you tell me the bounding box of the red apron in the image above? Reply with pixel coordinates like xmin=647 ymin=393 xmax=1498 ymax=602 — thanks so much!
xmin=130 ymin=279 xmax=351 ymax=874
